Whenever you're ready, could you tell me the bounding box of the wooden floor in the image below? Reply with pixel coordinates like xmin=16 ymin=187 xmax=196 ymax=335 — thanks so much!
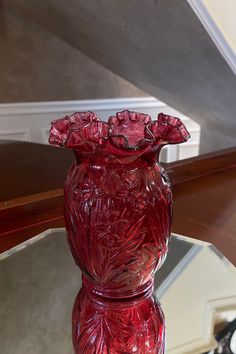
xmin=172 ymin=167 xmax=236 ymax=264
xmin=0 ymin=141 xmax=235 ymax=265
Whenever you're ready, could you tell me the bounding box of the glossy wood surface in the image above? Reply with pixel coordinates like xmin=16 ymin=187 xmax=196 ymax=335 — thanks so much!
xmin=0 ymin=141 xmax=73 ymax=201
xmin=172 ymin=167 xmax=236 ymax=264
xmin=0 ymin=141 xmax=235 ymax=265
xmin=164 ymin=147 xmax=236 ymax=185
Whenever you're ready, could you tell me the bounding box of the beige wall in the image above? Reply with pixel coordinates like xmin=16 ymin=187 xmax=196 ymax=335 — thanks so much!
xmin=203 ymin=0 xmax=236 ymax=54
xmin=0 ymin=3 xmax=145 ymax=103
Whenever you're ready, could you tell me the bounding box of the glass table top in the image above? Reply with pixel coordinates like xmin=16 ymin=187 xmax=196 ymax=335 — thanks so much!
xmin=0 ymin=229 xmax=235 ymax=354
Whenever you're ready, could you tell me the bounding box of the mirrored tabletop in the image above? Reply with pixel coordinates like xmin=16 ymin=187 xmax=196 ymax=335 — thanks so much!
xmin=0 ymin=229 xmax=235 ymax=354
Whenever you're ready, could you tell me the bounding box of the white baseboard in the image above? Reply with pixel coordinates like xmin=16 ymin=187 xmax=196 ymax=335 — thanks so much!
xmin=0 ymin=97 xmax=200 ymax=163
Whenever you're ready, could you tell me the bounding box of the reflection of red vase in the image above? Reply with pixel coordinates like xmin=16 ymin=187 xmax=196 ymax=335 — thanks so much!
xmin=72 ymin=286 xmax=165 ymax=353
xmin=49 ymin=110 xmax=190 ymax=353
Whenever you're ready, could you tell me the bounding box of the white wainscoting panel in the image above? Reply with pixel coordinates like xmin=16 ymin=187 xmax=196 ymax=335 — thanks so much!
xmin=0 ymin=98 xmax=200 ymax=163
xmin=179 ymin=141 xmax=199 ymax=160
xmin=0 ymin=129 xmax=31 ymax=141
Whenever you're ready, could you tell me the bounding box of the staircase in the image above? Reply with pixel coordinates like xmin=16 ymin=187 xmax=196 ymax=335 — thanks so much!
xmin=3 ymin=0 xmax=236 ymax=153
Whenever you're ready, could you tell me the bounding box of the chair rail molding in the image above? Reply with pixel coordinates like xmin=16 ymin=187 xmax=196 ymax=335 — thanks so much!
xmin=0 ymin=97 xmax=200 ymax=163
xmin=187 ymin=0 xmax=236 ymax=75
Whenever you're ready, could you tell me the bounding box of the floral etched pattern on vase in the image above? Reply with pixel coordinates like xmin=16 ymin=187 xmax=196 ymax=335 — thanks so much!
xmin=49 ymin=110 xmax=190 ymax=353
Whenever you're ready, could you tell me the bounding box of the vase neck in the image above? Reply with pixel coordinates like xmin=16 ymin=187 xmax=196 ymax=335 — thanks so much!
xmin=74 ymin=150 xmax=159 ymax=167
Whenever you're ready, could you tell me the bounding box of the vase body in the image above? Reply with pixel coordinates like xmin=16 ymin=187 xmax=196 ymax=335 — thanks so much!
xmin=65 ymin=152 xmax=171 ymax=353
xmin=49 ymin=110 xmax=190 ymax=354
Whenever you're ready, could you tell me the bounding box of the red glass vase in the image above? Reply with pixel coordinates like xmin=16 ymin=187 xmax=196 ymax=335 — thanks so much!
xmin=49 ymin=110 xmax=190 ymax=353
